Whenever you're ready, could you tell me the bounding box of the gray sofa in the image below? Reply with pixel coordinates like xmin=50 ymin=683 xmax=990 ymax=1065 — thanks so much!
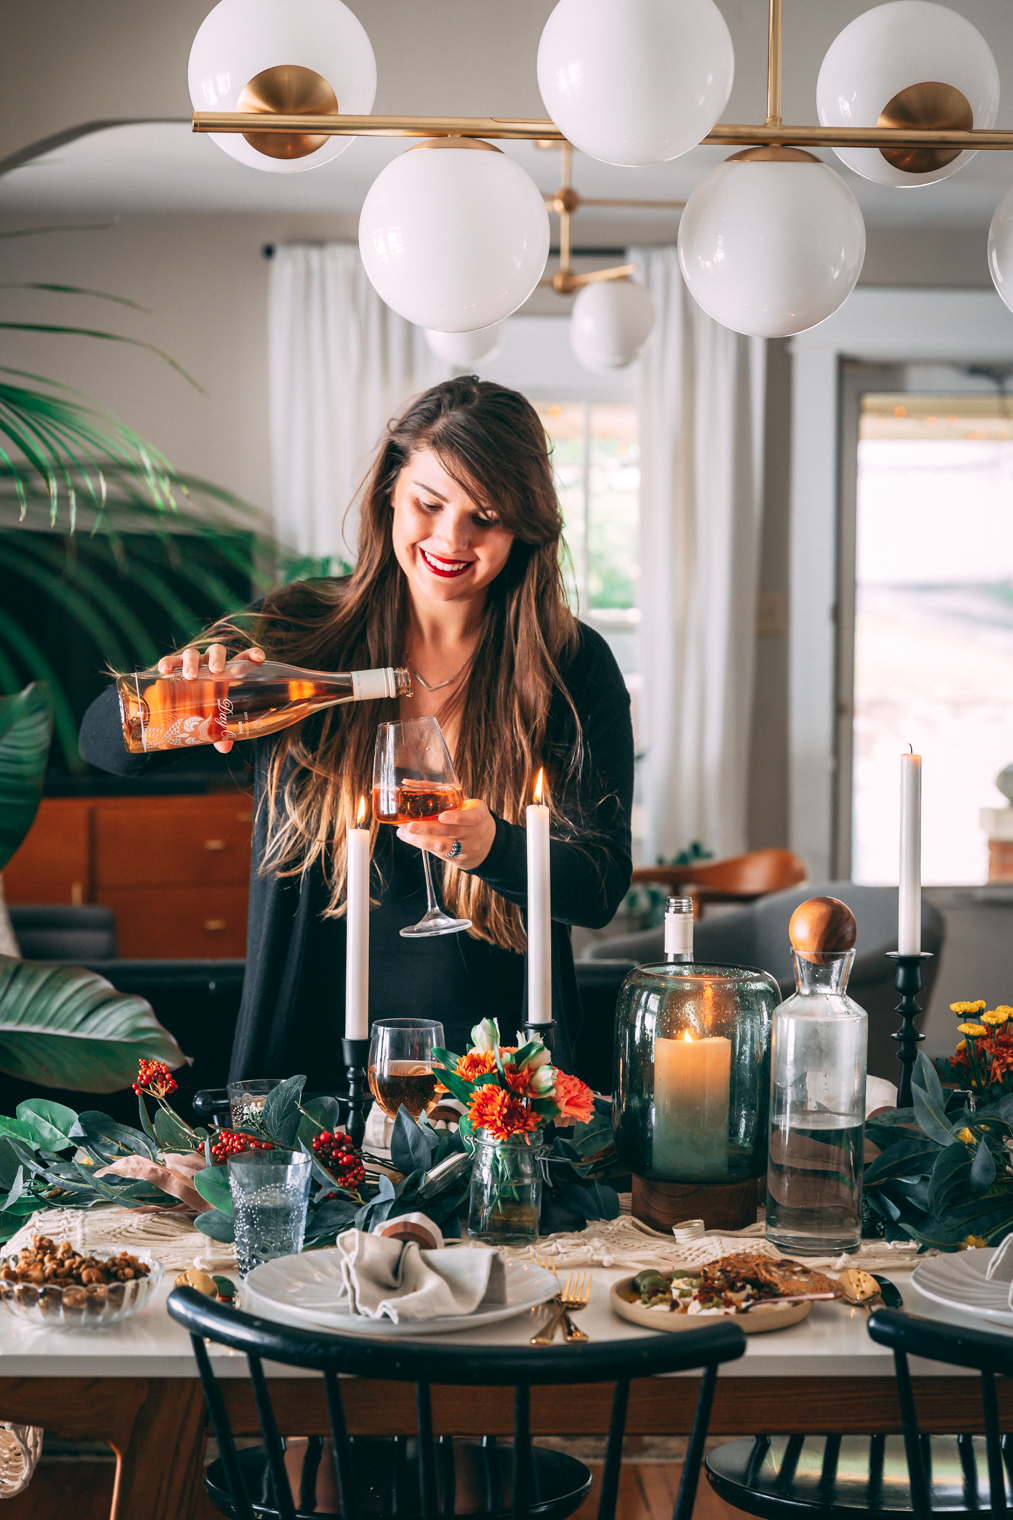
xmin=584 ymin=881 xmax=945 ymax=1082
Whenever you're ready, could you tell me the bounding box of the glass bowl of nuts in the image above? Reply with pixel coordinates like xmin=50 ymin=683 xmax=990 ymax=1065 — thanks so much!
xmin=0 ymin=1236 xmax=164 ymax=1330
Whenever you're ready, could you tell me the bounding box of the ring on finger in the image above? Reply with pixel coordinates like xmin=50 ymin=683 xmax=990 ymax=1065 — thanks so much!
xmin=447 ymin=839 xmax=463 ymax=860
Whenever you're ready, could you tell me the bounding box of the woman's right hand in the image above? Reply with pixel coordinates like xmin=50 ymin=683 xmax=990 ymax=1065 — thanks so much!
xmin=157 ymin=643 xmax=265 ymax=753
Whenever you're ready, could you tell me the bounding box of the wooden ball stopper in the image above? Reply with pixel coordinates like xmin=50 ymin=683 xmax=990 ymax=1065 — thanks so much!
xmin=788 ymin=896 xmax=857 ymax=957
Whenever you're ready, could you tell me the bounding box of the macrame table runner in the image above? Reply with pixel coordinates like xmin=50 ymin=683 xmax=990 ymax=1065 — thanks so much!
xmin=4 ymin=1206 xmax=237 ymax=1274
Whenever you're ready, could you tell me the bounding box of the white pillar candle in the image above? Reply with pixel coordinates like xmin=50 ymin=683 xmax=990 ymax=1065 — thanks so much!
xmin=345 ymin=797 xmax=370 ymax=1040
xmin=898 ymin=749 xmax=922 ymax=956
xmin=526 ymin=768 xmax=552 ymax=1024
xmin=652 ymin=1030 xmax=731 ymax=1181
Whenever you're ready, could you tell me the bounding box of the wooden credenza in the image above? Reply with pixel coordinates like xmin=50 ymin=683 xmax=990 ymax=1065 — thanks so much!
xmin=3 ymin=793 xmax=253 ymax=958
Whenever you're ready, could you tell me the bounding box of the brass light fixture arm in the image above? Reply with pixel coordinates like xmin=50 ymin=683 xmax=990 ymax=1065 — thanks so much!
xmin=192 ymin=113 xmax=1013 ymax=152
xmin=767 ymin=0 xmax=783 ymax=129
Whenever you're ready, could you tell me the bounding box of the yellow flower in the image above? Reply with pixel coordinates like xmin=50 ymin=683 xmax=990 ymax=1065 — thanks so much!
xmin=951 ymin=1001 xmax=987 ymax=1016
xmin=982 ymin=1009 xmax=1010 ymax=1026
xmin=958 ymin=1023 xmax=988 ymax=1038
xmin=961 ymin=1235 xmax=989 ymax=1250
xmin=956 ymin=1128 xmax=976 ymax=1144
xmin=956 ymin=1040 xmax=967 ymax=1054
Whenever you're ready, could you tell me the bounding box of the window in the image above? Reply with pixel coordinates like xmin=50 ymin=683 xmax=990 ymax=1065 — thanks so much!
xmin=536 ymin=401 xmax=641 ymax=692
xmin=850 ymin=394 xmax=1013 ymax=886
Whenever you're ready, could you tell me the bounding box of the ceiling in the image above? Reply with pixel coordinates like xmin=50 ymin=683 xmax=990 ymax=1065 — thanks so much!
xmin=1 ymin=0 xmax=1013 ymax=235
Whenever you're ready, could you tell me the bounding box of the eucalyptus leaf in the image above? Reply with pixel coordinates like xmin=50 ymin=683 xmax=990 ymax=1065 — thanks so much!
xmin=16 ymin=1099 xmax=81 ymax=1149
xmin=928 ymin=1143 xmax=973 ymax=1216
xmin=391 ymin=1107 xmax=438 ymax=1175
xmin=193 ymin=1166 xmax=233 ymax=1217
xmin=865 ymin=1137 xmax=941 ymax=1185
xmin=152 ymin=1104 xmax=197 ymax=1154
xmin=0 ymin=1206 xmax=43 ymax=1244
xmin=0 ymin=1167 xmax=23 ymax=1212
xmin=970 ymin=1142 xmax=998 ymax=1191
xmin=0 ymin=958 xmax=187 ymax=1092
xmin=912 ymin=1081 xmax=955 ymax=1149
xmin=0 ymin=683 xmax=53 ymax=873
xmin=297 ymin=1096 xmax=342 ymax=1152
xmin=194 ymin=1209 xmax=235 ymax=1244
xmin=75 ymin=1112 xmax=157 ymax=1164
xmin=913 ymin=1050 xmax=947 ymax=1110
xmin=262 ymin=1075 xmax=305 ymax=1148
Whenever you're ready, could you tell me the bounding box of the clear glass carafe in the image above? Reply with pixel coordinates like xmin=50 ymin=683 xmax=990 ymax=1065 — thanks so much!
xmin=765 ymin=949 xmax=867 ymax=1256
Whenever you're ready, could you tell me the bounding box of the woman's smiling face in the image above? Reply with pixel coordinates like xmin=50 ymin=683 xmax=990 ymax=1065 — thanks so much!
xmin=391 ymin=447 xmax=515 ymax=608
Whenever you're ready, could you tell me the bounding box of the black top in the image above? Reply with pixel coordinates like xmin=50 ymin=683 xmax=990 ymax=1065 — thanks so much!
xmin=79 ymin=620 xmax=634 ymax=1084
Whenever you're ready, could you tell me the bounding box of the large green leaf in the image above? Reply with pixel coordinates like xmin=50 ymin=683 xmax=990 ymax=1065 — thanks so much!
xmin=0 ymin=682 xmax=53 ymax=871
xmin=0 ymin=956 xmax=187 ymax=1092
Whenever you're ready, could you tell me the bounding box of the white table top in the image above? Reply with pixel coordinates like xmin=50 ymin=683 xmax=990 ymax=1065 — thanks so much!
xmin=0 ymin=1263 xmax=1003 ymax=1380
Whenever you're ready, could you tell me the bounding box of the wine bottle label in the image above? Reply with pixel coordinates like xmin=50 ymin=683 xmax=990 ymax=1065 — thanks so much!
xmin=135 ymin=679 xmax=229 ymax=752
xmin=664 ymin=912 xmax=694 ymax=958
xmin=351 ymin=668 xmax=395 ymax=702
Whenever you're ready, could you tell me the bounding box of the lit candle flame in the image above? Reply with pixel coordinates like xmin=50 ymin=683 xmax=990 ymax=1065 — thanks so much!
xmin=682 ymin=1029 xmax=694 ymax=1043
xmin=356 ymin=795 xmax=367 ymax=828
xmin=533 ymin=767 xmax=545 ymax=805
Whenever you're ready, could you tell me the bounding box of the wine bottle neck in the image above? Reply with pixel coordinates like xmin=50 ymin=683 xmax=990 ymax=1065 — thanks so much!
xmin=664 ymin=897 xmax=694 ymax=963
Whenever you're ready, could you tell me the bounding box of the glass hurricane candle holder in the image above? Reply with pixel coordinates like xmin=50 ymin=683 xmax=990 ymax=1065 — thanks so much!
xmin=613 ymin=959 xmax=779 ymax=1229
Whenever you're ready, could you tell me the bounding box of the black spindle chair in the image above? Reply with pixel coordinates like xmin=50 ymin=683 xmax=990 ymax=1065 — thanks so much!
xmin=168 ymin=1284 xmax=745 ymax=1520
xmin=705 ymin=1307 xmax=1013 ymax=1520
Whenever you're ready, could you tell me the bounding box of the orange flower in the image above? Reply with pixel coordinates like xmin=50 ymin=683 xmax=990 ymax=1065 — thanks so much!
xmin=468 ymin=1086 xmax=540 ymax=1140
xmin=553 ymin=1070 xmax=595 ymax=1127
xmin=456 ymin=1050 xmax=498 ymax=1082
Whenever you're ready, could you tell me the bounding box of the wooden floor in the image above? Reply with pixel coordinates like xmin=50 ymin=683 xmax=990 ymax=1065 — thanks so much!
xmin=3 ymin=1448 xmax=752 ymax=1519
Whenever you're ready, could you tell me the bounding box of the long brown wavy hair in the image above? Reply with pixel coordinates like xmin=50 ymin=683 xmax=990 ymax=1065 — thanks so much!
xmin=221 ymin=378 xmax=580 ymax=952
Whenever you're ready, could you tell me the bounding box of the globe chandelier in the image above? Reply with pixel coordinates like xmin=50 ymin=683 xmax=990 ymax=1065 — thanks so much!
xmin=189 ymin=0 xmax=1013 ymax=338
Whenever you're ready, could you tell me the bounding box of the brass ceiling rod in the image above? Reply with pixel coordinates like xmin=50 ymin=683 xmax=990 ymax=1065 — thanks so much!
xmin=192 ymin=112 xmax=1013 ymax=152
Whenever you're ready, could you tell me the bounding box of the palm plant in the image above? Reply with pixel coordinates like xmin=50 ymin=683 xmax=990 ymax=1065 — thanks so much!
xmin=0 ymin=225 xmax=278 ymax=767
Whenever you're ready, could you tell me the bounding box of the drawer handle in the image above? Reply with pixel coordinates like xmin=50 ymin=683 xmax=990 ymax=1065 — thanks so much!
xmin=204 ymin=919 xmax=227 ymax=932
xmin=237 ymin=812 xmax=253 ymax=822
xmin=204 ymin=839 xmax=227 ymax=852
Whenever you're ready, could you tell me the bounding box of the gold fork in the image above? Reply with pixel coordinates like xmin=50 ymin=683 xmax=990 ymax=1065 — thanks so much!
xmin=530 ymin=1265 xmax=590 ymax=1344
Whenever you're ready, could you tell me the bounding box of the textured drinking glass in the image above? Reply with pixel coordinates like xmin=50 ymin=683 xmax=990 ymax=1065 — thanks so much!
xmin=766 ymin=949 xmax=868 ymax=1257
xmin=228 ymin=1079 xmax=281 ymax=1134
xmin=372 ymin=716 xmax=471 ymax=937
xmin=368 ymin=1018 xmax=445 ymax=1120
xmin=228 ymin=1148 xmax=312 ymax=1279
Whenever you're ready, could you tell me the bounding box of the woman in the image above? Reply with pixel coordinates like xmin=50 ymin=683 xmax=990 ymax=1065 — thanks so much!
xmin=80 ymin=378 xmax=634 ymax=1084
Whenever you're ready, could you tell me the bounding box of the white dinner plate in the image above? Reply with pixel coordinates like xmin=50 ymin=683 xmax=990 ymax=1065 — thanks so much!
xmin=911 ymin=1249 xmax=1013 ymax=1326
xmin=246 ymin=1250 xmax=558 ymax=1337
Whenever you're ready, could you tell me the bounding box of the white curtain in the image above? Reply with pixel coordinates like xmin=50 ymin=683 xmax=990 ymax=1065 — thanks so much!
xmin=632 ymin=246 xmax=766 ymax=865
xmin=268 ymin=244 xmax=436 ymax=564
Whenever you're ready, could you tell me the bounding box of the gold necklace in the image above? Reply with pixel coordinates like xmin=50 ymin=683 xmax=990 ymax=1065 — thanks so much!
xmin=409 ymin=657 xmax=471 ymax=693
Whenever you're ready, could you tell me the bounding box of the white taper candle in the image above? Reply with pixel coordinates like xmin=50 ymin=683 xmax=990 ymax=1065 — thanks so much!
xmin=898 ymin=749 xmax=922 ymax=956
xmin=526 ymin=768 xmax=552 ymax=1024
xmin=345 ymin=797 xmax=371 ymax=1040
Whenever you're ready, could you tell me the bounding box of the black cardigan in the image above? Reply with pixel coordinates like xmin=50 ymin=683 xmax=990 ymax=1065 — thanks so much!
xmin=79 ymin=620 xmax=634 ymax=1083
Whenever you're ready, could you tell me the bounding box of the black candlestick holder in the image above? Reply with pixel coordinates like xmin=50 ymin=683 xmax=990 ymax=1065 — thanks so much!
xmin=522 ymin=1018 xmax=556 ymax=1053
xmin=341 ymin=1036 xmax=371 ymax=1149
xmin=885 ymin=951 xmax=934 ymax=1109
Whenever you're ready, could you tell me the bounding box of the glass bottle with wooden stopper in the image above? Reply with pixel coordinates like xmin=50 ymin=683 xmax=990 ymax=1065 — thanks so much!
xmin=116 ymin=660 xmax=412 ymax=754
xmin=765 ymin=896 xmax=867 ymax=1256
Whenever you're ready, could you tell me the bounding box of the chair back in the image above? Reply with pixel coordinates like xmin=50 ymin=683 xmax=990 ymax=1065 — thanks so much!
xmin=168 ymin=1284 xmax=746 ymax=1520
xmin=868 ymin=1307 xmax=1013 ymax=1519
xmin=631 ymin=848 xmax=808 ymax=910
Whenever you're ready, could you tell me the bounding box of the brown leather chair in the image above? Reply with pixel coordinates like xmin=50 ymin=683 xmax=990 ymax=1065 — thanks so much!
xmin=631 ymin=847 xmax=808 ymax=917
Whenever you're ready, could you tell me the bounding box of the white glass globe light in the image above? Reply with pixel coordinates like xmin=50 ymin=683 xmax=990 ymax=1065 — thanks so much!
xmin=537 ymin=0 xmax=734 ymax=168
xmin=425 ymin=322 xmax=506 ymax=367
xmin=678 ymin=150 xmax=866 ymax=338
xmin=988 ymin=189 xmax=1013 ymax=315
xmin=188 ymin=0 xmax=376 ymax=173
xmin=817 ymin=1 xmax=999 ymax=187
xmin=569 ymin=281 xmax=655 ymax=372
xmin=359 ymin=142 xmax=550 ymax=332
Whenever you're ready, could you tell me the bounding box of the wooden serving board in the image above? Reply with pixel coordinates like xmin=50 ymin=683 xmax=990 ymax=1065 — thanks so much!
xmin=609 ymin=1276 xmax=813 ymax=1335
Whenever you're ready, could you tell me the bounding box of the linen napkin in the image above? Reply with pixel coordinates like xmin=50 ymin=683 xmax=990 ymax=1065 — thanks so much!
xmin=336 ymin=1228 xmax=506 ymax=1323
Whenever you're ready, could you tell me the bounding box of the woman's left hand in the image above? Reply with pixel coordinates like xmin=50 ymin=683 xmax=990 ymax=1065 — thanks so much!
xmin=397 ymin=798 xmax=496 ymax=871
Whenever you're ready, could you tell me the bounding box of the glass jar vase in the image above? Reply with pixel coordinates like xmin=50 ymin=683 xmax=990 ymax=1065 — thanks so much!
xmin=613 ymin=961 xmax=779 ymax=1185
xmin=467 ymin=1129 xmax=544 ymax=1245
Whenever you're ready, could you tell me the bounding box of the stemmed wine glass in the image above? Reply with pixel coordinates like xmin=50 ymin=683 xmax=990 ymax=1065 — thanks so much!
xmin=372 ymin=716 xmax=472 ymax=938
xmin=368 ymin=1018 xmax=446 ymax=1120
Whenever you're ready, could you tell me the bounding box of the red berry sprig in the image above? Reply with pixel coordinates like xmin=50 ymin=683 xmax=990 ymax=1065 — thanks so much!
xmin=133 ymin=1059 xmax=178 ymax=1099
xmin=311 ymin=1130 xmax=366 ymax=1190
xmin=210 ymin=1129 xmax=275 ymax=1165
